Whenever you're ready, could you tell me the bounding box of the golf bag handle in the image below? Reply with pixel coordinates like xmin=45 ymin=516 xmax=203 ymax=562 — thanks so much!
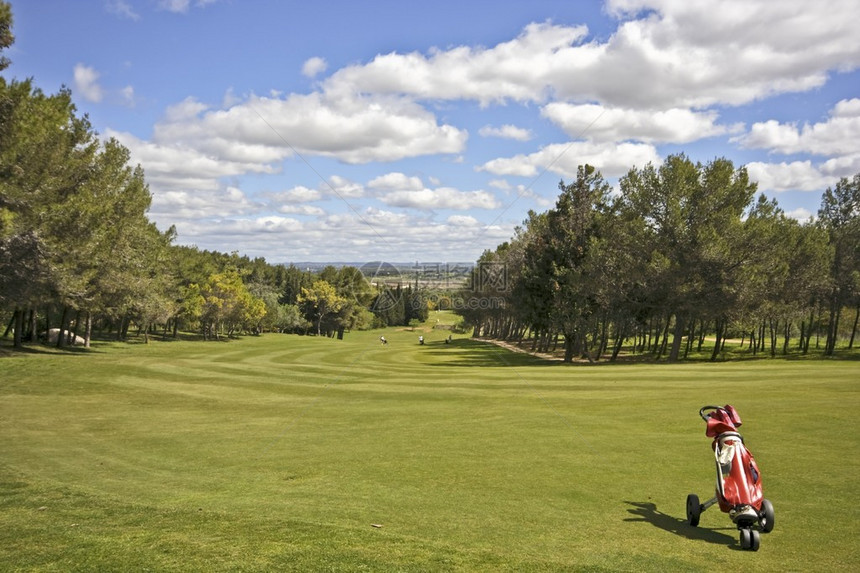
xmin=699 ymin=405 xmax=722 ymax=422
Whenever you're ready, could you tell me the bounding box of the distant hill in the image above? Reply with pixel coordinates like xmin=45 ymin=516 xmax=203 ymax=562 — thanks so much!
xmin=282 ymin=262 xmax=475 ymax=274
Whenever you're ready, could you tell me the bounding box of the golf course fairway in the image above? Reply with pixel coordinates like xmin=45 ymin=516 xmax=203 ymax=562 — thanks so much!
xmin=1 ymin=327 xmax=858 ymax=571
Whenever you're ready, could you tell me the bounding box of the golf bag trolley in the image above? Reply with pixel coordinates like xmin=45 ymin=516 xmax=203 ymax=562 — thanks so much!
xmin=686 ymin=405 xmax=774 ymax=551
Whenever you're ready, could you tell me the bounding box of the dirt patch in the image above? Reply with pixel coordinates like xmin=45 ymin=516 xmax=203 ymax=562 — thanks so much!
xmin=476 ymin=338 xmax=563 ymax=362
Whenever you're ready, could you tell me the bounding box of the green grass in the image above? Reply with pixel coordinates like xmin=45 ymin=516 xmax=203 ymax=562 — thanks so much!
xmin=1 ymin=324 xmax=858 ymax=571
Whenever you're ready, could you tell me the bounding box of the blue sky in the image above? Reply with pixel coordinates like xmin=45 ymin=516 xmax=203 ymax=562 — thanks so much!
xmin=5 ymin=0 xmax=859 ymax=263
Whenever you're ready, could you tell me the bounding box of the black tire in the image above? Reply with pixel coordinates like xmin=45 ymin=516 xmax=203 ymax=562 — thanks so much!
xmin=686 ymin=494 xmax=701 ymax=527
xmin=740 ymin=528 xmax=752 ymax=550
xmin=750 ymin=529 xmax=761 ymax=551
xmin=759 ymin=499 xmax=774 ymax=533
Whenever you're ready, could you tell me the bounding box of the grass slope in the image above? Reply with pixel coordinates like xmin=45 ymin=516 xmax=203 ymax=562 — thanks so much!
xmin=1 ymin=324 xmax=858 ymax=571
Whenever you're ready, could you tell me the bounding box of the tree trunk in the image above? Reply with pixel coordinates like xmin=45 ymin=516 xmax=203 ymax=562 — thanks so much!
xmin=655 ymin=315 xmax=669 ymax=357
xmin=710 ymin=318 xmax=725 ymax=362
xmin=44 ymin=306 xmax=52 ymax=344
xmin=563 ymin=333 xmax=575 ymax=363
xmin=71 ymin=309 xmax=82 ymax=345
xmin=27 ymin=308 xmax=38 ymax=342
xmin=668 ymin=314 xmax=685 ymax=362
xmin=12 ymin=309 xmax=23 ymax=349
xmin=56 ymin=306 xmax=70 ymax=348
xmin=597 ymin=318 xmax=609 ymax=360
xmin=610 ymin=326 xmax=625 ymax=362
xmin=849 ymin=303 xmax=859 ymax=349
xmin=825 ymin=298 xmax=840 ymax=356
xmin=84 ymin=311 xmax=92 ymax=348
xmin=684 ymin=319 xmax=695 ymax=359
xmin=769 ymin=319 xmax=778 ymax=357
xmin=3 ymin=313 xmax=13 ymax=338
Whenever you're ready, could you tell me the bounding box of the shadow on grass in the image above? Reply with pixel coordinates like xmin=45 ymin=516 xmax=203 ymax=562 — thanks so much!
xmin=422 ymin=338 xmax=556 ymax=367
xmin=0 ymin=340 xmax=94 ymax=357
xmin=0 ymin=331 xmax=223 ymax=357
xmin=624 ymin=501 xmax=737 ymax=549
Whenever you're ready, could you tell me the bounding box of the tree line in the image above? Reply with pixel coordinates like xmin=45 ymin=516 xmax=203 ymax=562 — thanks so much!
xmin=0 ymin=3 xmax=428 ymax=349
xmin=2 ymin=3 xmax=857 ymax=358
xmin=456 ymin=159 xmax=859 ymax=361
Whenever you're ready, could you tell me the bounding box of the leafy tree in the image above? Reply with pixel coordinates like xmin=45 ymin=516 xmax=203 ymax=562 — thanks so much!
xmin=0 ymin=1 xmax=13 ymax=71
xmin=818 ymin=174 xmax=860 ymax=354
xmin=618 ymin=155 xmax=756 ymax=361
xmin=200 ymin=270 xmax=266 ymax=339
xmin=297 ymin=280 xmax=346 ymax=336
xmin=273 ymin=303 xmax=310 ymax=333
xmin=280 ymin=264 xmax=314 ymax=305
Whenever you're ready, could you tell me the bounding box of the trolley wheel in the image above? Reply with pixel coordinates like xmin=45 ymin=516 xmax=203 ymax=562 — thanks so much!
xmin=750 ymin=529 xmax=761 ymax=551
xmin=759 ymin=499 xmax=774 ymax=533
xmin=739 ymin=528 xmax=751 ymax=550
xmin=686 ymin=494 xmax=701 ymax=526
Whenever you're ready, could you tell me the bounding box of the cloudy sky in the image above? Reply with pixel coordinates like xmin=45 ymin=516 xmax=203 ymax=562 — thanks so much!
xmin=6 ymin=0 xmax=860 ymax=263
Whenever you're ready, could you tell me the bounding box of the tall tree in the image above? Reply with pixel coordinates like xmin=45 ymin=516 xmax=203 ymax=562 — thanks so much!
xmin=0 ymin=1 xmax=13 ymax=71
xmin=618 ymin=155 xmax=756 ymax=361
xmin=298 ymin=280 xmax=346 ymax=336
xmin=818 ymin=174 xmax=860 ymax=355
xmin=0 ymin=79 xmax=99 ymax=346
xmin=523 ymin=166 xmax=613 ymax=362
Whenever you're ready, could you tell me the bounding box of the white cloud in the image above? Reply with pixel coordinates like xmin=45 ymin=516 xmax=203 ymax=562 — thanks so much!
xmin=323 ymin=22 xmax=588 ymax=106
xmin=357 ymin=207 xmax=412 ymax=228
xmin=542 ymin=103 xmax=742 ymax=143
xmin=736 ymin=98 xmax=860 ymax=156
xmin=745 ymin=161 xmax=835 ymax=192
xmin=325 ymin=175 xmax=365 ymax=198
xmin=163 ymin=97 xmax=210 ymax=122
xmin=820 ymin=153 xmax=860 ymax=178
xmin=73 ymin=64 xmax=104 ymax=103
xmin=149 ymin=93 xmax=467 ymax=166
xmin=447 ymin=215 xmax=480 ymax=227
xmin=160 ymin=204 xmax=516 ymax=262
xmin=479 ymin=141 xmax=660 ymax=179
xmin=277 ymin=204 xmax=326 ymax=216
xmin=106 ymin=128 xmax=279 ymax=200
xmin=105 ymin=0 xmax=140 ymax=20
xmin=120 ymin=85 xmax=135 ymax=106
xmin=588 ymin=0 xmax=860 ymax=108
xmin=320 ymin=2 xmax=860 ymax=109
xmin=158 ymin=0 xmax=217 ymax=13
xmin=151 ymin=185 xmax=259 ymax=220
xmin=222 ymin=87 xmax=242 ymax=108
xmin=511 ymin=184 xmax=554 ymax=208
xmin=785 ymin=207 xmax=815 ymax=222
xmin=379 ymin=187 xmax=501 ymax=211
xmin=367 ymin=172 xmax=424 ymax=191
xmin=479 ymin=124 xmax=534 ymax=141
xmin=736 ymin=98 xmax=860 ymax=193
xmin=91 ymin=2 xmax=860 ymax=263
xmin=274 ymin=186 xmax=323 ymax=203
xmin=159 ymin=0 xmax=191 ymax=12
xmin=180 ymin=215 xmax=304 ymax=238
xmin=302 ymin=57 xmax=328 ymax=78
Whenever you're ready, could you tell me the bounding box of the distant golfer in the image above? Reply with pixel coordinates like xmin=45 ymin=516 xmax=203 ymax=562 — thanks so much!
xmin=418 ymin=336 xmax=424 ymax=345
xmin=380 ymin=336 xmax=388 ymax=345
